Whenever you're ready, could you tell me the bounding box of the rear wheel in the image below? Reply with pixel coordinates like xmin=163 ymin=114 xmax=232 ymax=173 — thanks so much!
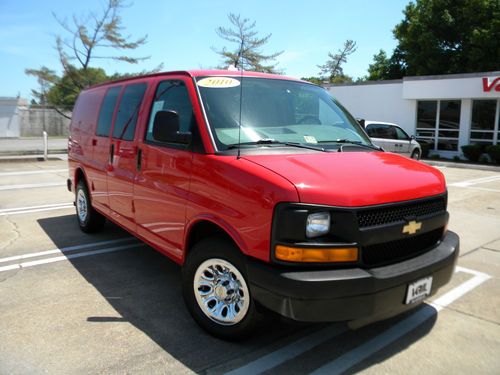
xmin=75 ymin=180 xmax=105 ymax=233
xmin=182 ymin=237 xmax=262 ymax=340
xmin=411 ymin=149 xmax=421 ymax=160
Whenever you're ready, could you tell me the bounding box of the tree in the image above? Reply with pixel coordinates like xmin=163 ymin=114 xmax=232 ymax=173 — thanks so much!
xmin=366 ymin=49 xmax=405 ymax=80
xmin=25 ymin=67 xmax=58 ymax=105
xmin=392 ymin=0 xmax=499 ymax=76
xmin=318 ymin=40 xmax=357 ymax=81
xmin=213 ymin=13 xmax=283 ymax=73
xmin=46 ymin=67 xmax=108 ymax=107
xmin=53 ymin=0 xmax=148 ymax=82
xmin=26 ymin=0 xmax=156 ymax=109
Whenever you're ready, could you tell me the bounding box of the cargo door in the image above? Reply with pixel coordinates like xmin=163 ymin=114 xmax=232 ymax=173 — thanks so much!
xmin=107 ymin=82 xmax=148 ymax=232
xmin=134 ymin=78 xmax=195 ymax=261
xmin=88 ymin=85 xmax=121 ymax=215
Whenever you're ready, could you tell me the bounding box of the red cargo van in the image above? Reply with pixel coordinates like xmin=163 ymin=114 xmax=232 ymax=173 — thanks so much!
xmin=68 ymin=70 xmax=459 ymax=339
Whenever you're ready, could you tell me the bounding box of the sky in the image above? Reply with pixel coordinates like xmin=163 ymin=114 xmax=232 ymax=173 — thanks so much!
xmin=0 ymin=0 xmax=411 ymax=100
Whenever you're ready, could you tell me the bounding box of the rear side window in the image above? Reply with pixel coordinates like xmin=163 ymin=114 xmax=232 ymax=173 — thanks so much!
xmin=146 ymin=80 xmax=194 ymax=142
xmin=96 ymin=86 xmax=121 ymax=137
xmin=113 ymin=83 xmax=147 ymax=141
xmin=366 ymin=124 xmax=396 ymax=139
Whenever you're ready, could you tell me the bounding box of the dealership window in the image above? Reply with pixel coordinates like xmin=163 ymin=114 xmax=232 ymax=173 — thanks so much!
xmin=416 ymin=100 xmax=461 ymax=151
xmin=470 ymin=99 xmax=500 ymax=145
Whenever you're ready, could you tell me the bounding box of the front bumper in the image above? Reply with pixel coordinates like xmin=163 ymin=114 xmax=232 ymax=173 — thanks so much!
xmin=247 ymin=231 xmax=459 ymax=323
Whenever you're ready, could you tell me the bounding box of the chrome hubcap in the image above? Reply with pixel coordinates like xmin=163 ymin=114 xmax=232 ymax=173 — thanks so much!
xmin=76 ymin=189 xmax=88 ymax=223
xmin=193 ymin=258 xmax=249 ymax=325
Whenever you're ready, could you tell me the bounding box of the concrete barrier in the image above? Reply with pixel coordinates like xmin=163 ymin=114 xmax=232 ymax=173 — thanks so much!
xmin=19 ymin=106 xmax=71 ymax=137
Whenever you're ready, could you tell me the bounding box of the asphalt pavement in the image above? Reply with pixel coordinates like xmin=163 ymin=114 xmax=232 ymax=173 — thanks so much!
xmin=0 ymin=159 xmax=499 ymax=374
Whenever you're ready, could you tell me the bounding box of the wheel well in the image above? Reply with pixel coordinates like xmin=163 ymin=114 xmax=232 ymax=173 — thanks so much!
xmin=75 ymin=168 xmax=85 ymax=188
xmin=186 ymin=221 xmax=238 ymax=256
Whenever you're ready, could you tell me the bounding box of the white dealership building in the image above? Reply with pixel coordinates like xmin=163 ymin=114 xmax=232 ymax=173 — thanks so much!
xmin=327 ymin=71 xmax=500 ymax=158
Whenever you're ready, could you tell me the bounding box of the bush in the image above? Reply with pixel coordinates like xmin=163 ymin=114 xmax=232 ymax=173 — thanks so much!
xmin=461 ymin=144 xmax=482 ymax=162
xmin=486 ymin=145 xmax=500 ymax=164
xmin=420 ymin=142 xmax=431 ymax=158
xmin=478 ymin=154 xmax=490 ymax=164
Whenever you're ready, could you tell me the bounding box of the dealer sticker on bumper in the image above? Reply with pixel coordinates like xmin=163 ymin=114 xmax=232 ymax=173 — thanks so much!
xmin=405 ymin=276 xmax=433 ymax=304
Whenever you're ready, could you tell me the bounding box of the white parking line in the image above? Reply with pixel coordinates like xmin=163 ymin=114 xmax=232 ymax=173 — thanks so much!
xmin=450 ymin=175 xmax=500 ymax=187
xmin=0 ymin=182 xmax=66 ymax=191
xmin=222 ymin=267 xmax=490 ymax=375
xmin=309 ymin=267 xmax=491 ymax=375
xmin=224 ymin=325 xmax=347 ymax=375
xmin=0 ymin=169 xmax=67 ymax=177
xmin=454 ymin=186 xmax=500 ymax=193
xmin=0 ymin=242 xmax=142 ymax=272
xmin=0 ymin=203 xmax=74 ymax=216
xmin=0 ymin=237 xmax=135 ymax=264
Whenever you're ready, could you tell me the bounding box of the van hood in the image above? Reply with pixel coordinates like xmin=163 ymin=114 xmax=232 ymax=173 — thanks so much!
xmin=242 ymin=152 xmax=446 ymax=207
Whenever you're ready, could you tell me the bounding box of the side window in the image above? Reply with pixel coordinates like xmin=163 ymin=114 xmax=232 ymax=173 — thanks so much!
xmin=366 ymin=125 xmax=376 ymax=137
xmin=367 ymin=124 xmax=387 ymax=138
xmin=113 ymin=83 xmax=147 ymax=141
xmin=96 ymin=86 xmax=121 ymax=137
xmin=146 ymin=80 xmax=194 ymax=142
xmin=395 ymin=127 xmax=409 ymax=140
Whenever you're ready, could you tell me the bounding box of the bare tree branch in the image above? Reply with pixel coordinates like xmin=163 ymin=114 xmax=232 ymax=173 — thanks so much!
xmin=213 ymin=13 xmax=283 ymax=73
xmin=318 ymin=40 xmax=357 ymax=81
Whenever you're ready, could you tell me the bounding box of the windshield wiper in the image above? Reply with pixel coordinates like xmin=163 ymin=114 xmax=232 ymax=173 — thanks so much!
xmin=226 ymin=139 xmax=326 ymax=152
xmin=319 ymin=139 xmax=383 ymax=151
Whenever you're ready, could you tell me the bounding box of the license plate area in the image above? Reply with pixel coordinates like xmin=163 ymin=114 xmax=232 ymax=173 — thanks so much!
xmin=405 ymin=276 xmax=433 ymax=304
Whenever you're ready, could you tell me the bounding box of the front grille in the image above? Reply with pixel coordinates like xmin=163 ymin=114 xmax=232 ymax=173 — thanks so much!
xmin=356 ymin=197 xmax=446 ymax=228
xmin=362 ymin=228 xmax=444 ymax=267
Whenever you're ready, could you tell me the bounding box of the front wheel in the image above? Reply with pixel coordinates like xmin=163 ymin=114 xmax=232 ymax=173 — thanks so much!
xmin=411 ymin=149 xmax=421 ymax=159
xmin=182 ymin=237 xmax=262 ymax=340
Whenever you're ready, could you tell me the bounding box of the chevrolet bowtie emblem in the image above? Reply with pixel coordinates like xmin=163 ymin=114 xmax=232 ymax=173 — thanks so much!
xmin=403 ymin=220 xmax=422 ymax=235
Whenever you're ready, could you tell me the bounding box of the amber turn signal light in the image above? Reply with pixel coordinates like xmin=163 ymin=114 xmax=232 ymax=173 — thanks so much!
xmin=275 ymin=245 xmax=358 ymax=263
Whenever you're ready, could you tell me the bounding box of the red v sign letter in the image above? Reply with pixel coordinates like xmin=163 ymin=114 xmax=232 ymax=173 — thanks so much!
xmin=482 ymin=77 xmax=500 ymax=92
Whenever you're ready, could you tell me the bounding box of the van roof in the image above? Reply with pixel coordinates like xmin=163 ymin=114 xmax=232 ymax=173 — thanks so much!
xmin=86 ymin=69 xmax=305 ymax=90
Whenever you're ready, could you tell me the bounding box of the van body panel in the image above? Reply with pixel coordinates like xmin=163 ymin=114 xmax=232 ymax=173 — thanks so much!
xmin=185 ymin=154 xmax=298 ymax=262
xmin=134 ymin=144 xmax=193 ymax=262
xmin=242 ymin=152 xmax=446 ymax=206
xmin=106 ymin=81 xmax=149 ymax=232
xmin=85 ymin=86 xmax=115 ymax=212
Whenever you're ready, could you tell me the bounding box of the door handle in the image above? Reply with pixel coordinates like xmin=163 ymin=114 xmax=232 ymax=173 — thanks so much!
xmin=109 ymin=144 xmax=114 ymax=164
xmin=92 ymin=139 xmax=97 ymax=146
xmin=136 ymin=148 xmax=142 ymax=171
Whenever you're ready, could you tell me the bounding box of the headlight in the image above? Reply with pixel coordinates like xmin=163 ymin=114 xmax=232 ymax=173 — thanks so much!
xmin=306 ymin=212 xmax=330 ymax=238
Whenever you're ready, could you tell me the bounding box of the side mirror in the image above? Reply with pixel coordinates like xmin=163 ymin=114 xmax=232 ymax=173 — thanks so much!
xmin=152 ymin=110 xmax=191 ymax=144
xmin=410 ymin=135 xmax=416 ymax=141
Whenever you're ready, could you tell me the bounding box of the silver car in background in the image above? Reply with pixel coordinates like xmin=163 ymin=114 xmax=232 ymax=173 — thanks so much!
xmin=363 ymin=121 xmax=422 ymax=159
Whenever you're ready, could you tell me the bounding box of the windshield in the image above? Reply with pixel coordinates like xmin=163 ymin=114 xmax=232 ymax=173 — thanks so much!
xmin=196 ymin=76 xmax=371 ymax=151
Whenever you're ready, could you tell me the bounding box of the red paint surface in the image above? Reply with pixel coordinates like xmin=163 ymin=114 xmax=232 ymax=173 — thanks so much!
xmin=243 ymin=152 xmax=446 ymax=207
xmin=69 ymin=70 xmax=447 ymax=264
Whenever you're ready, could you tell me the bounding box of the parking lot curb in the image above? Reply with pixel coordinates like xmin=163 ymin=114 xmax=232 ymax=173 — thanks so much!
xmin=0 ymin=153 xmax=68 ymax=162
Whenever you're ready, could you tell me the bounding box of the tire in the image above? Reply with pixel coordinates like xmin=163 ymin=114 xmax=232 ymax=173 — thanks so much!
xmin=411 ymin=149 xmax=421 ymax=160
xmin=75 ymin=180 xmax=105 ymax=233
xmin=182 ymin=237 xmax=263 ymax=340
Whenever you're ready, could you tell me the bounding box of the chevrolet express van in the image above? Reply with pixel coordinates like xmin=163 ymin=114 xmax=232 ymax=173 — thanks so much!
xmin=68 ymin=70 xmax=459 ymax=339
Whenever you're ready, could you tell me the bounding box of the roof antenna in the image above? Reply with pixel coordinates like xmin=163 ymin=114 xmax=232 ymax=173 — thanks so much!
xmin=236 ymin=40 xmax=244 ymax=160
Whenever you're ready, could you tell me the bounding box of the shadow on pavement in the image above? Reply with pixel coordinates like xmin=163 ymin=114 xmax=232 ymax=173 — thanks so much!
xmin=37 ymin=214 xmax=437 ymax=373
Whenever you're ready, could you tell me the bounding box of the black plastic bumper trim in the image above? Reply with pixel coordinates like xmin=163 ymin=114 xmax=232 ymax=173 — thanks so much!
xmin=247 ymin=231 xmax=459 ymax=322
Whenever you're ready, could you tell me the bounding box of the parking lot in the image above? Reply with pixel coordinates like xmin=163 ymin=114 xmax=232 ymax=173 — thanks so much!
xmin=0 ymin=158 xmax=499 ymax=374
